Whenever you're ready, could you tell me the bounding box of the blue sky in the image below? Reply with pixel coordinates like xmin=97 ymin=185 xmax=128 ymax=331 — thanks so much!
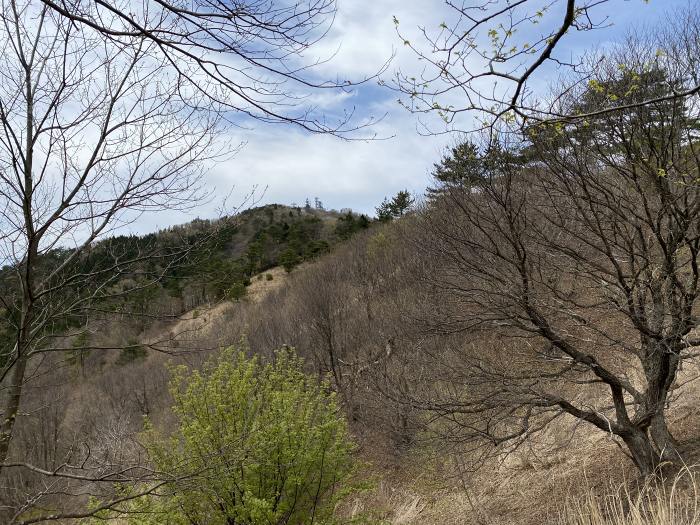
xmin=136 ymin=0 xmax=690 ymax=232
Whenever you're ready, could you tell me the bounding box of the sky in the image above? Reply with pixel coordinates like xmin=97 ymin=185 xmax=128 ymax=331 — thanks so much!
xmin=136 ymin=0 xmax=690 ymax=233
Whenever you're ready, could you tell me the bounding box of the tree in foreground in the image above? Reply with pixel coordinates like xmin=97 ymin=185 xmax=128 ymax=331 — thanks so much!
xmin=401 ymin=33 xmax=700 ymax=476
xmin=0 ymin=0 xmax=219 ymax=498
xmin=392 ymin=1 xmax=700 ymax=133
xmin=120 ymin=347 xmax=355 ymax=524
xmin=0 ymin=0 xmax=373 ymax=521
xmin=39 ymin=0 xmax=379 ymax=134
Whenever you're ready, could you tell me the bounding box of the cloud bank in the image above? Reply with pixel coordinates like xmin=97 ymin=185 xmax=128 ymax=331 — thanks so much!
xmin=130 ymin=0 xmax=686 ymax=234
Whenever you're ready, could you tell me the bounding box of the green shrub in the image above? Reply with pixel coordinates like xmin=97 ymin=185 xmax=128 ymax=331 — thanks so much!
xmin=279 ymin=247 xmax=300 ymax=272
xmin=132 ymin=346 xmax=355 ymax=524
xmin=225 ymin=281 xmax=247 ymax=300
xmin=265 ymin=273 xmax=273 ymax=281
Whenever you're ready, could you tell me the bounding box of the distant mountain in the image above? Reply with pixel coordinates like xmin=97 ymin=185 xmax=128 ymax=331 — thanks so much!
xmin=0 ymin=204 xmax=372 ymax=366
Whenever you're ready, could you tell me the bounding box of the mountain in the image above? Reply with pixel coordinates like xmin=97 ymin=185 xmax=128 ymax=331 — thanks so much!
xmin=3 ymin=201 xmax=699 ymax=524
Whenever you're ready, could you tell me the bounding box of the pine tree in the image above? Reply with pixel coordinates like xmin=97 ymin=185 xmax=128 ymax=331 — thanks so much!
xmin=389 ymin=190 xmax=414 ymax=217
xmin=376 ymin=190 xmax=415 ymax=222
xmin=428 ymin=141 xmax=483 ymax=197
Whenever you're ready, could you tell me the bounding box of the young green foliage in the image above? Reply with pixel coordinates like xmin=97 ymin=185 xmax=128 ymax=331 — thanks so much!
xmin=135 ymin=346 xmax=355 ymax=524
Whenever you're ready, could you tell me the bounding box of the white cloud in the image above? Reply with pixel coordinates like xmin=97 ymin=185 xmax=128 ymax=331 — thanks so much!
xmin=310 ymin=0 xmax=446 ymax=79
xmin=127 ymin=0 xmax=688 ymax=235
xmin=207 ymin=102 xmax=446 ymax=216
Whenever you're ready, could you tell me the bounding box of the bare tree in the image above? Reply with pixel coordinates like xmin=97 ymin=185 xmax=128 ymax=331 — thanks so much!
xmin=0 ymin=0 xmax=369 ymax=521
xmin=391 ymin=1 xmax=700 ymax=132
xmin=39 ymin=0 xmax=384 ymax=134
xmin=403 ymin=38 xmax=700 ymax=476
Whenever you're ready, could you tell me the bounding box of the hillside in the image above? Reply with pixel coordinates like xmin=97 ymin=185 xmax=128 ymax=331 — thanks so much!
xmin=5 ymin=46 xmax=700 ymax=521
xmin=0 ymin=204 xmax=370 ymax=367
xmin=145 ymin=218 xmax=700 ymax=524
xmin=6 ymin=2 xmax=700 ymax=524
xmin=88 ymin=203 xmax=369 ymax=310
xmin=2 ymin=194 xmax=700 ymax=523
xmin=52 ymin=211 xmax=699 ymax=525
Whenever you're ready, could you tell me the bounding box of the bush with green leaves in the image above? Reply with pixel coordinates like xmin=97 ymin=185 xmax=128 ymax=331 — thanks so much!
xmin=225 ymin=281 xmax=247 ymax=301
xmin=279 ymin=247 xmax=301 ymax=272
xmin=130 ymin=346 xmax=355 ymax=524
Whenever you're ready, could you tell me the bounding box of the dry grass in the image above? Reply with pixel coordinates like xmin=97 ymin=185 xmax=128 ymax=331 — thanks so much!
xmin=559 ymin=467 xmax=700 ymax=525
xmin=245 ymin=266 xmax=288 ymax=302
xmin=145 ymin=266 xmax=289 ymax=351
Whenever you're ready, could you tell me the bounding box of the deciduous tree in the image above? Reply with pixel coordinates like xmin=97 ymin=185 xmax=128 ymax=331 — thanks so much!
xmin=0 ymin=0 xmax=375 ymax=521
xmin=392 ymin=1 xmax=700 ymax=132
xmin=406 ymin=36 xmax=700 ymax=476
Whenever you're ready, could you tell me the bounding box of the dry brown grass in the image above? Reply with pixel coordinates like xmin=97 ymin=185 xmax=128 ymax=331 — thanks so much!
xmin=144 ymin=266 xmax=289 ymax=351
xmin=129 ymin=226 xmax=700 ymax=525
xmin=559 ymin=467 xmax=700 ymax=525
xmin=245 ymin=266 xmax=288 ymax=302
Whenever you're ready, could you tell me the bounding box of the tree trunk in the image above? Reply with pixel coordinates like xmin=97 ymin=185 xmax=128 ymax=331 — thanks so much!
xmin=0 ymin=351 xmax=28 ymax=468
xmin=621 ymin=428 xmax=660 ymax=477
xmin=650 ymin=412 xmax=681 ymax=462
xmin=641 ymin=341 xmax=681 ymax=464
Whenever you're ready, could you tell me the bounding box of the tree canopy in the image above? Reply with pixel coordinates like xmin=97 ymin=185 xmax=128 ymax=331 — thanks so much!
xmin=376 ymin=190 xmax=415 ymax=222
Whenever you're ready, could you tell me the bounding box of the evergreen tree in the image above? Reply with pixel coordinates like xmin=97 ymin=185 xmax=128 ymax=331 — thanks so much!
xmin=376 ymin=190 xmax=415 ymax=222
xmin=375 ymin=197 xmax=393 ymax=222
xmin=335 ymin=212 xmax=371 ymax=239
xmin=390 ymin=190 xmax=414 ymax=217
xmin=531 ymin=64 xmax=700 ymax=159
xmin=428 ymin=140 xmax=484 ymax=197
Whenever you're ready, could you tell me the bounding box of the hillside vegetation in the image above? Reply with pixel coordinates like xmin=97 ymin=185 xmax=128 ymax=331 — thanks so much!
xmin=6 ymin=4 xmax=700 ymax=525
xmin=13 ymin=205 xmax=697 ymax=524
xmin=0 ymin=204 xmax=369 ymax=369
